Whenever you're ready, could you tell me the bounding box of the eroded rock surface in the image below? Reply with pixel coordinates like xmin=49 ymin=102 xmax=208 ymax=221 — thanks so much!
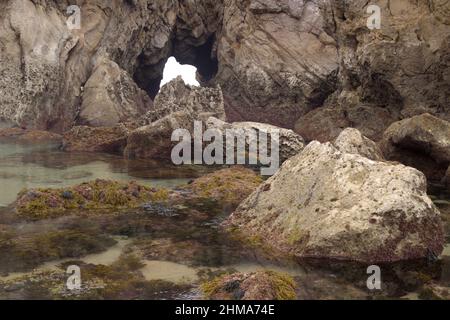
xmin=62 ymin=125 xmax=131 ymax=154
xmin=142 ymin=76 xmax=225 ymax=124
xmin=79 ymin=58 xmax=152 ymax=127
xmin=0 ymin=0 xmax=223 ymax=131
xmin=334 ymin=128 xmax=383 ymax=161
xmin=226 ymin=141 xmax=444 ymax=263
xmin=1 ymin=0 xmax=448 ymax=137
xmin=380 ymin=113 xmax=450 ymax=182
xmin=296 ymin=0 xmax=450 ymax=142
xmin=206 ymin=117 xmax=305 ymax=163
xmin=216 ymin=0 xmax=339 ymax=128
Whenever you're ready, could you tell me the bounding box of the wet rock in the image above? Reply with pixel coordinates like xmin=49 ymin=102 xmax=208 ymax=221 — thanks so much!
xmin=141 ymin=76 xmax=226 ymax=124
xmin=333 ymin=128 xmax=383 ymax=161
xmin=186 ymin=166 xmax=263 ymax=210
xmin=79 ymin=58 xmax=152 ymax=127
xmin=380 ymin=114 xmax=450 ymax=182
xmin=0 ymin=128 xmax=62 ymax=145
xmin=125 ymin=111 xmax=195 ymax=160
xmin=141 ymin=203 xmax=178 ymax=217
xmin=226 ymin=141 xmax=444 ymax=263
xmin=206 ymin=117 xmax=305 ymax=163
xmin=61 ymin=191 xmax=74 ymax=200
xmin=62 ymin=125 xmax=131 ymax=154
xmin=202 ymin=271 xmax=297 ymax=300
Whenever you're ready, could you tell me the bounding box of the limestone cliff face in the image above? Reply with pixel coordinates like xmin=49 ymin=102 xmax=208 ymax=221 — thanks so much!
xmin=0 ymin=0 xmax=449 ymax=139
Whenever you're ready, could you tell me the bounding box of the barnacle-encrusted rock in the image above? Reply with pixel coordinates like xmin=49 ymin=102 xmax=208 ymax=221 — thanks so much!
xmin=226 ymin=141 xmax=444 ymax=263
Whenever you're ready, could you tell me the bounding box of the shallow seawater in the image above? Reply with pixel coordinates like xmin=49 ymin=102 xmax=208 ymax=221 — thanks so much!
xmin=0 ymin=141 xmax=449 ymax=300
xmin=0 ymin=143 xmax=202 ymax=207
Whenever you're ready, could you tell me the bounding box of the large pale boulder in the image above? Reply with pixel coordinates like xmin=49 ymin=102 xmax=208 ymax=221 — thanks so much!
xmin=380 ymin=113 xmax=450 ymax=181
xmin=226 ymin=141 xmax=444 ymax=263
xmin=334 ymin=128 xmax=383 ymax=161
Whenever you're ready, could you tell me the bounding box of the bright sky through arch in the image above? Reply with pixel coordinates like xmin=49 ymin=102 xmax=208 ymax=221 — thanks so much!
xmin=160 ymin=57 xmax=200 ymax=88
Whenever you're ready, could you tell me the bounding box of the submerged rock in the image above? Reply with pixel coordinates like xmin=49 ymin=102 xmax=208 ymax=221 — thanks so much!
xmin=334 ymin=128 xmax=383 ymax=161
xmin=15 ymin=179 xmax=169 ymax=220
xmin=202 ymin=271 xmax=297 ymax=300
xmin=226 ymin=141 xmax=444 ymax=263
xmin=380 ymin=114 xmax=450 ymax=182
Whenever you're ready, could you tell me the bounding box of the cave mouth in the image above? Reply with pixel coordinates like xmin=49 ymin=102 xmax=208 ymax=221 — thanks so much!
xmin=134 ymin=35 xmax=219 ymax=100
xmin=160 ymin=57 xmax=200 ymax=88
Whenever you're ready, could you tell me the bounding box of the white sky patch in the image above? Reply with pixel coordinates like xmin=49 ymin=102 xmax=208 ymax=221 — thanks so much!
xmin=160 ymin=57 xmax=200 ymax=87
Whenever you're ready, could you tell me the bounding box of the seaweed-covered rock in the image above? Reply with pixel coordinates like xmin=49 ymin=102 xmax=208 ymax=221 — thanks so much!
xmin=202 ymin=271 xmax=297 ymax=300
xmin=15 ymin=179 xmax=169 ymax=220
xmin=226 ymin=141 xmax=444 ymax=263
xmin=334 ymin=128 xmax=383 ymax=161
xmin=187 ymin=166 xmax=263 ymax=210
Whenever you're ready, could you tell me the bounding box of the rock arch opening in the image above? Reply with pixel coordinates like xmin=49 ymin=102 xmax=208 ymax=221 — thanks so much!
xmin=133 ymin=35 xmax=219 ymax=100
xmin=160 ymin=57 xmax=200 ymax=88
